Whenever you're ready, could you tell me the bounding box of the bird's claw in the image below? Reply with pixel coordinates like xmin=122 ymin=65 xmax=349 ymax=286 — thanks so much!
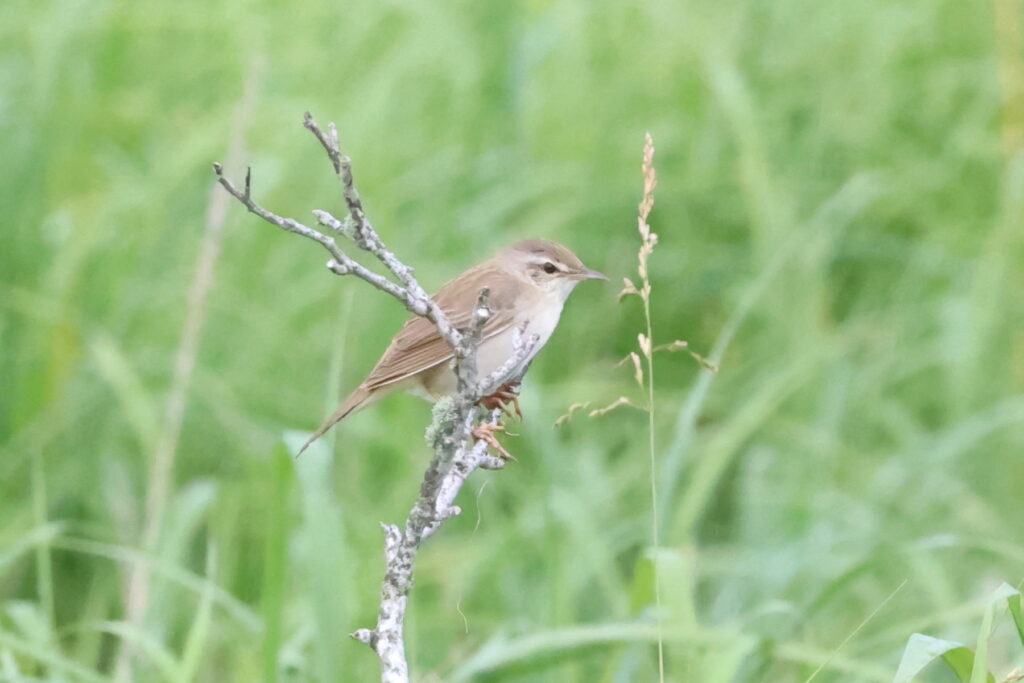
xmin=494 ymin=397 xmax=522 ymax=420
xmin=472 ymin=421 xmax=516 ymax=461
xmin=478 ymin=382 xmax=523 ymax=420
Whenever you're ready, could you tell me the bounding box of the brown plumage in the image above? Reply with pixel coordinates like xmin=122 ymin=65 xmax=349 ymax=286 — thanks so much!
xmin=297 ymin=239 xmax=605 ymax=454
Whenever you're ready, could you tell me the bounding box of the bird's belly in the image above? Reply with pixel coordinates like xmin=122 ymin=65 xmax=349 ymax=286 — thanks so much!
xmin=420 ymin=303 xmax=562 ymax=397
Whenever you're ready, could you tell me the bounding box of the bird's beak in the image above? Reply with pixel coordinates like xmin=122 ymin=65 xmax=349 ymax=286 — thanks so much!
xmin=577 ymin=266 xmax=608 ymax=281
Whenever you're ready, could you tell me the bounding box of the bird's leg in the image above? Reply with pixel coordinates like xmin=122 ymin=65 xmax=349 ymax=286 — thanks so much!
xmin=478 ymin=381 xmax=523 ymax=420
xmin=471 ymin=421 xmax=515 ymax=461
xmin=475 ymin=380 xmax=524 ymax=459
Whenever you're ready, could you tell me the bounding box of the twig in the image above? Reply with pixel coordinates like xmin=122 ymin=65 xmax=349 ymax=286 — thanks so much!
xmin=214 ymin=113 xmax=533 ymax=682
xmin=211 ymin=167 xmax=438 ymax=324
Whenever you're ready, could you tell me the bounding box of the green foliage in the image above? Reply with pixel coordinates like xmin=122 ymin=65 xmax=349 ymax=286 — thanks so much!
xmin=892 ymin=584 xmax=1024 ymax=683
xmin=2 ymin=0 xmax=1023 ymax=680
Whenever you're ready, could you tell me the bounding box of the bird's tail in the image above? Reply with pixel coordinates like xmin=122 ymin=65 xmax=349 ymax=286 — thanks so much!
xmin=296 ymin=386 xmax=372 ymax=456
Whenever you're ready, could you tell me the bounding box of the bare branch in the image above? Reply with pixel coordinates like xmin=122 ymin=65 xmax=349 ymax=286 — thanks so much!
xmin=301 ymin=113 xmax=459 ymax=348
xmin=211 ymin=163 xmax=434 ymax=320
xmin=213 ymin=114 xmax=526 ymax=683
xmin=303 ymin=111 xmax=343 ymax=175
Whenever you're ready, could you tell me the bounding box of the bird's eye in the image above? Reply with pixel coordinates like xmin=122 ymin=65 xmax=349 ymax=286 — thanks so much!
xmin=543 ymin=262 xmax=557 ymax=274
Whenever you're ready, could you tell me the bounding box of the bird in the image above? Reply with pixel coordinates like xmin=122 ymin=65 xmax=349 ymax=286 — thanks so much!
xmin=298 ymin=239 xmax=606 ymax=455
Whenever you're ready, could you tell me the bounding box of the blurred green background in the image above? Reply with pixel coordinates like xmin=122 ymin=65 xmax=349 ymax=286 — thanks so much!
xmin=2 ymin=0 xmax=1024 ymax=680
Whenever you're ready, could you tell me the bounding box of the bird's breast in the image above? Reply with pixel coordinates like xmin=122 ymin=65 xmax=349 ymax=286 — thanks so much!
xmin=477 ymin=298 xmax=563 ymax=390
xmin=420 ymin=296 xmax=564 ymax=398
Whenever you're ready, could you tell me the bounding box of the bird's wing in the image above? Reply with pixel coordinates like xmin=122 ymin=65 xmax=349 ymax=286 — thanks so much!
xmin=360 ymin=263 xmax=522 ymax=391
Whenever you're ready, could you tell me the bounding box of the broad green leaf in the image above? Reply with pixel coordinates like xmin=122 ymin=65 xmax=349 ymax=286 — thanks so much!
xmin=892 ymin=633 xmax=991 ymax=683
xmin=971 ymin=583 xmax=1021 ymax=683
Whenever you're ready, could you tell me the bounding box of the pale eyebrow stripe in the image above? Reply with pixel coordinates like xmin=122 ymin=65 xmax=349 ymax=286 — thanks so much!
xmin=529 ymin=256 xmax=569 ymax=271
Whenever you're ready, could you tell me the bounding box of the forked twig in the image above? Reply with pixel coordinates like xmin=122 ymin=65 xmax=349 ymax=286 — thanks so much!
xmin=213 ymin=113 xmax=530 ymax=682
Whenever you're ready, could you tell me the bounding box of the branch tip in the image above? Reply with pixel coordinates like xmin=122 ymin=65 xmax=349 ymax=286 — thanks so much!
xmin=381 ymin=522 xmax=402 ymax=546
xmin=440 ymin=505 xmax=462 ymax=521
xmin=479 ymin=454 xmax=509 ymax=470
xmin=303 ymin=111 xmax=343 ymax=174
xmin=351 ymin=628 xmax=374 ymax=645
xmin=326 ymin=259 xmax=349 ymax=275
xmin=328 ymin=121 xmax=340 ymax=151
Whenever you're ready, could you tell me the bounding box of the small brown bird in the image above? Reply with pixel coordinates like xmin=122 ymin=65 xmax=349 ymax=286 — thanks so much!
xmin=299 ymin=239 xmax=606 ymax=453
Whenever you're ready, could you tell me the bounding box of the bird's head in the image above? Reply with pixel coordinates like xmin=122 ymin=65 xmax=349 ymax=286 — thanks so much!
xmin=498 ymin=239 xmax=607 ymax=301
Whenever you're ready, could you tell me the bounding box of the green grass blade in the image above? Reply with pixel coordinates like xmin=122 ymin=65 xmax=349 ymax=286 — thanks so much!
xmin=1009 ymin=592 xmax=1024 ymax=647
xmin=0 ymin=523 xmax=64 ymax=576
xmin=970 ymin=583 xmax=1020 ymax=683
xmin=49 ymin=537 xmax=260 ymax=633
xmin=260 ymin=445 xmax=293 ymax=683
xmin=80 ymin=621 xmax=179 ymax=682
xmin=287 ymin=430 xmax=352 ymax=681
xmin=450 ymin=623 xmax=746 ymax=681
xmin=0 ymin=629 xmax=108 ymax=683
xmin=179 ymin=543 xmax=217 ymax=681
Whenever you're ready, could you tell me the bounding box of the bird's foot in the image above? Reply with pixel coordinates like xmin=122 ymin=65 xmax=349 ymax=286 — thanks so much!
xmin=472 ymin=421 xmax=516 ymax=461
xmin=478 ymin=381 xmax=523 ymax=420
